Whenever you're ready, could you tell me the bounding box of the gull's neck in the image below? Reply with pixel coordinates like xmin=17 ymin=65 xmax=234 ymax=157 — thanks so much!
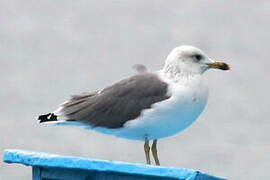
xmin=161 ymin=64 xmax=201 ymax=83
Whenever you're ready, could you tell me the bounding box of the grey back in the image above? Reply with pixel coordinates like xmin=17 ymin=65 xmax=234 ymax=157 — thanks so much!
xmin=60 ymin=73 xmax=170 ymax=129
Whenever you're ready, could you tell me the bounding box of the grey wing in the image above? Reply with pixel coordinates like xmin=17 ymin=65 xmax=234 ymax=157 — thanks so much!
xmin=132 ymin=64 xmax=148 ymax=73
xmin=58 ymin=73 xmax=170 ymax=128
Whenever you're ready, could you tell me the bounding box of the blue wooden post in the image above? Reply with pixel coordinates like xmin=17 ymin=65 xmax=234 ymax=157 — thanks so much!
xmin=3 ymin=149 xmax=226 ymax=180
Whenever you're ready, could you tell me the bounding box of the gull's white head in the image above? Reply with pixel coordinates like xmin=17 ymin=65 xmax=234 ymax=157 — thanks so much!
xmin=163 ymin=45 xmax=229 ymax=75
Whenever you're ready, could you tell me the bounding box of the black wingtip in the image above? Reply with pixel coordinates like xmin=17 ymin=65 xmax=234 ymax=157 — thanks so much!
xmin=38 ymin=113 xmax=57 ymax=123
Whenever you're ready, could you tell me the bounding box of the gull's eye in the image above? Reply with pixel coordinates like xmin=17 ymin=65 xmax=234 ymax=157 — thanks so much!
xmin=192 ymin=54 xmax=203 ymax=62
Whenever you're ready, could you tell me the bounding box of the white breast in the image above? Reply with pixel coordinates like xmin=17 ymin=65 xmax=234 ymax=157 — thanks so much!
xmin=96 ymin=72 xmax=209 ymax=141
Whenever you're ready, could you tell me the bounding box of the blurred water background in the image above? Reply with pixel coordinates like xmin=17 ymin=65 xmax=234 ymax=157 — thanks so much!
xmin=1 ymin=1 xmax=270 ymax=179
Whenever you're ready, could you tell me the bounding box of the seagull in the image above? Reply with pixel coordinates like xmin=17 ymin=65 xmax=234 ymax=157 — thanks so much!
xmin=38 ymin=45 xmax=230 ymax=166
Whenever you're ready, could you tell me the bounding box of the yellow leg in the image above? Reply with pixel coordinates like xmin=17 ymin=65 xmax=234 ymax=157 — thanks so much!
xmin=144 ymin=139 xmax=151 ymax=165
xmin=151 ymin=139 xmax=160 ymax=166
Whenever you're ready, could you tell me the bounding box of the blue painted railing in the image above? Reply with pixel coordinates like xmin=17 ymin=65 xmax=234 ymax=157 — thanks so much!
xmin=3 ymin=149 xmax=226 ymax=180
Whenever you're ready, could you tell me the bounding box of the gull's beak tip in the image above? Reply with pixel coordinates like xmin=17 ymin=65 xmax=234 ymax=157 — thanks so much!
xmin=218 ymin=62 xmax=230 ymax=71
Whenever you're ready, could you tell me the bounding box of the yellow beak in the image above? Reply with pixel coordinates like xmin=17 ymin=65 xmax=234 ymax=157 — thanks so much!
xmin=207 ymin=61 xmax=230 ymax=70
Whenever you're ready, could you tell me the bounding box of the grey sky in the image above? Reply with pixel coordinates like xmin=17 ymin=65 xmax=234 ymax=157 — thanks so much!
xmin=1 ymin=0 xmax=270 ymax=179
